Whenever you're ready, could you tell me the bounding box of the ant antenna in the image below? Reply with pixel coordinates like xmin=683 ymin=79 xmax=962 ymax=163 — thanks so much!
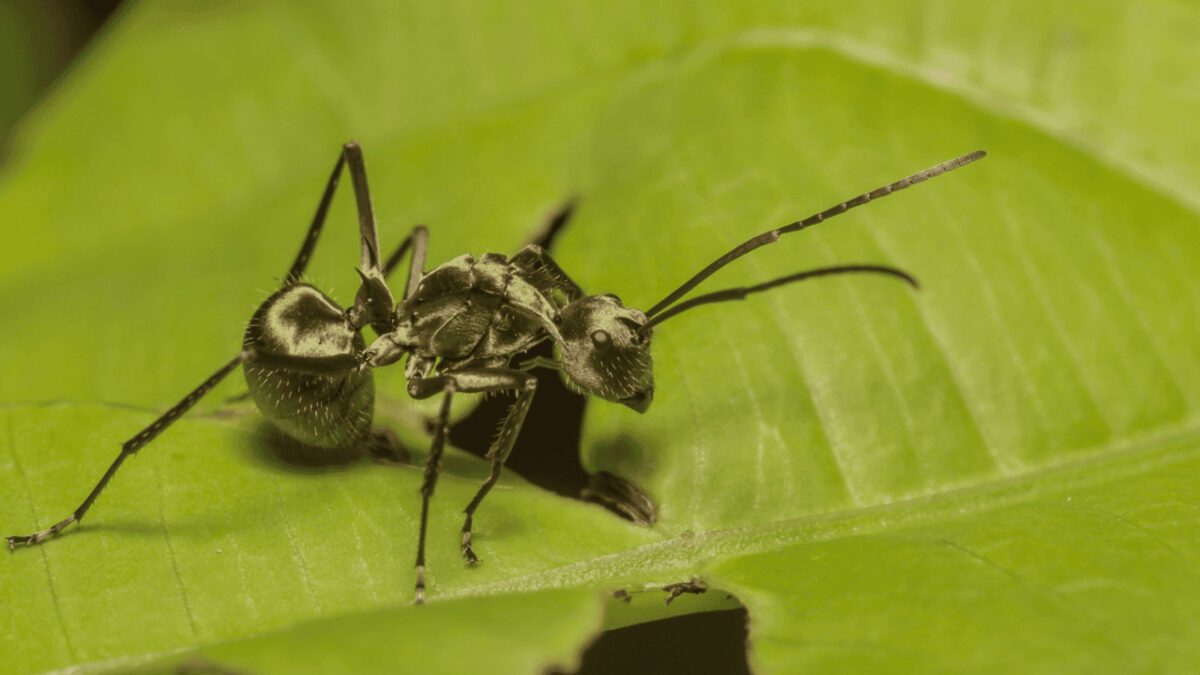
xmin=641 ymin=264 xmax=917 ymax=331
xmin=642 ymin=151 xmax=986 ymax=320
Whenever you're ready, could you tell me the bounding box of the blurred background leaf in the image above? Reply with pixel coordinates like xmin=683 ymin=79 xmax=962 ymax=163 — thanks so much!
xmin=0 ymin=1 xmax=122 ymax=152
xmin=0 ymin=1 xmax=1197 ymax=673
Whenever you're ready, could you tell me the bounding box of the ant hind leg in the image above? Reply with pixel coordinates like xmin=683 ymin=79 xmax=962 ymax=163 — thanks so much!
xmin=7 ymin=352 xmax=246 ymax=549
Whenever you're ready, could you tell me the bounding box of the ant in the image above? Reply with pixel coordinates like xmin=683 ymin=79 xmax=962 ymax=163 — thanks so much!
xmin=7 ymin=142 xmax=986 ymax=604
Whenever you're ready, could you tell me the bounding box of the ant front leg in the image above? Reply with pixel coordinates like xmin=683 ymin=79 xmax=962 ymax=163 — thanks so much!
xmin=406 ymin=368 xmax=537 ymax=600
xmin=7 ymin=353 xmax=247 ymax=549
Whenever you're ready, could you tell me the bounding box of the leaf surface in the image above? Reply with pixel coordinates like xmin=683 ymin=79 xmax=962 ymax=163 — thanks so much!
xmin=1 ymin=1 xmax=1197 ymax=673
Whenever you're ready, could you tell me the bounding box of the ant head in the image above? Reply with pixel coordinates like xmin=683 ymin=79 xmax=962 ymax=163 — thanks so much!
xmin=558 ymin=294 xmax=654 ymax=413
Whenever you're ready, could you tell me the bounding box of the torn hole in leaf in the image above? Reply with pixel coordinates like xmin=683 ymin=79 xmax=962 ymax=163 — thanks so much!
xmin=554 ymin=584 xmax=750 ymax=675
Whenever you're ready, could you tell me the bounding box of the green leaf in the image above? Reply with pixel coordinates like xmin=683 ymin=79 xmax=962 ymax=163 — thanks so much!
xmin=709 ymin=434 xmax=1200 ymax=672
xmin=1 ymin=1 xmax=1197 ymax=673
xmin=151 ymin=588 xmax=607 ymax=675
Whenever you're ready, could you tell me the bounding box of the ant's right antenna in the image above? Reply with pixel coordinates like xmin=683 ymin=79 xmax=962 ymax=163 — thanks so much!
xmin=642 ymin=151 xmax=986 ymax=320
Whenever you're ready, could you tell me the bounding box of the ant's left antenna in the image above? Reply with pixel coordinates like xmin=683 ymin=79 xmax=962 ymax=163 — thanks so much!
xmin=642 ymin=151 xmax=986 ymax=321
xmin=641 ymin=264 xmax=918 ymax=331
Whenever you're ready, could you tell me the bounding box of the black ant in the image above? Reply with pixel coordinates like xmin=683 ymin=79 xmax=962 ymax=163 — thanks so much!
xmin=7 ymin=142 xmax=985 ymax=604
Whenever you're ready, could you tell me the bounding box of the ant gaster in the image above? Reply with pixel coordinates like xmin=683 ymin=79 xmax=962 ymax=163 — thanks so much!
xmin=8 ymin=143 xmax=986 ymax=604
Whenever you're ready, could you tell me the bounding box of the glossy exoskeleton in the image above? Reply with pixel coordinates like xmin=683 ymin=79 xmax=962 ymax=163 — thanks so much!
xmin=8 ymin=142 xmax=986 ymax=605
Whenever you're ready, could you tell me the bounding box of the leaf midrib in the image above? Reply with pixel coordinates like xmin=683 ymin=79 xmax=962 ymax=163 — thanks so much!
xmin=442 ymin=413 xmax=1200 ymax=599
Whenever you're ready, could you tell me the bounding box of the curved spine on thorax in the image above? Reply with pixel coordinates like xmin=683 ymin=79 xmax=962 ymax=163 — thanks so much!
xmin=242 ymin=284 xmax=374 ymax=449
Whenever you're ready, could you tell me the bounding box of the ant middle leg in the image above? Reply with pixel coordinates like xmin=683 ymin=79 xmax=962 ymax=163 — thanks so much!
xmin=459 ymin=384 xmax=535 ymax=565
xmin=407 ymin=368 xmax=537 ymax=596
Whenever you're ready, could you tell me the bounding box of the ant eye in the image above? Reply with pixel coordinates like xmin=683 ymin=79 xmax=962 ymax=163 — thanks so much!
xmin=590 ymin=330 xmax=612 ymax=352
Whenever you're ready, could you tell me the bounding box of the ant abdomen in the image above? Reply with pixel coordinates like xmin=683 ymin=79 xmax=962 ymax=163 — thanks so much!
xmin=243 ymin=284 xmax=374 ymax=449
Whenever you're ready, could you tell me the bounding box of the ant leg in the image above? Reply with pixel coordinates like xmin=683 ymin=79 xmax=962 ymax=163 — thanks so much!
xmin=407 ymin=369 xmax=537 ymax=593
xmin=236 ymin=146 xmax=356 ymax=399
xmin=414 ymin=390 xmax=454 ymax=605
xmin=284 ymin=149 xmax=348 ymax=285
xmin=460 ymin=385 xmax=535 ymax=565
xmin=284 ymin=141 xmax=391 ymax=284
xmin=7 ymin=352 xmax=247 ymax=550
xmin=340 ymin=143 xmax=403 ymax=332
xmin=339 ymin=142 xmax=387 ymax=278
xmin=380 ymin=225 xmax=429 ymax=300
xmin=526 ymin=198 xmax=577 ymax=251
xmin=283 ymin=142 xmax=397 ymax=330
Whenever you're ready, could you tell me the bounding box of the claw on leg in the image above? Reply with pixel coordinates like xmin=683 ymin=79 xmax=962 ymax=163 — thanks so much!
xmin=461 ymin=516 xmax=481 ymax=566
xmin=7 ymin=514 xmax=79 ymax=551
xmin=415 ymin=565 xmax=426 ymax=605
